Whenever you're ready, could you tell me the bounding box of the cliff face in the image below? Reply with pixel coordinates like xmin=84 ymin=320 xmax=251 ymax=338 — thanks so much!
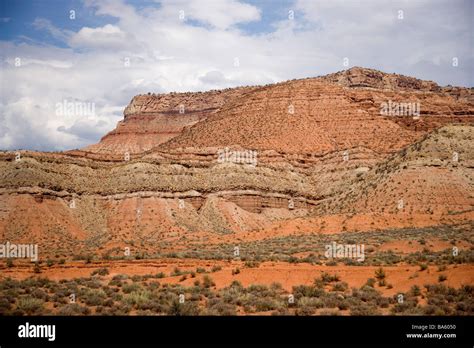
xmin=1 ymin=67 xmax=473 ymax=258
xmin=83 ymin=67 xmax=474 ymax=156
xmin=320 ymin=66 xmax=442 ymax=91
xmin=83 ymin=86 xmax=256 ymax=155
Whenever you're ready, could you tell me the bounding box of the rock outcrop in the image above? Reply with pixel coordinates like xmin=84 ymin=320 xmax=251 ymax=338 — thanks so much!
xmin=1 ymin=67 xmax=473 ymax=258
xmin=82 ymin=67 xmax=474 ymax=156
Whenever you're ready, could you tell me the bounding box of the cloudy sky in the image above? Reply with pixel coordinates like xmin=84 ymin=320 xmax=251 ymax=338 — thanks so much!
xmin=0 ymin=0 xmax=472 ymax=151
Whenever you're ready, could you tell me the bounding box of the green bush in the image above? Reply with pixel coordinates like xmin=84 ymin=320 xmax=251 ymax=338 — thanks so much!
xmin=58 ymin=303 xmax=91 ymax=316
xmin=202 ymin=275 xmax=215 ymax=288
xmin=206 ymin=298 xmax=237 ymax=315
xmin=375 ymin=268 xmax=386 ymax=281
xmin=17 ymin=296 xmax=44 ymax=314
xmin=83 ymin=289 xmax=107 ymax=306
xmin=122 ymin=283 xmax=141 ymax=294
xmin=123 ymin=290 xmax=151 ymax=308
xmin=91 ymin=268 xmax=109 ymax=277
xmin=167 ymin=299 xmax=199 ymax=316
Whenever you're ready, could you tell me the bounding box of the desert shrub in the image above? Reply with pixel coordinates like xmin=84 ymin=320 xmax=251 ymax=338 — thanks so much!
xmin=319 ymin=272 xmax=340 ymax=284
xmin=131 ymin=275 xmax=143 ymax=282
xmin=91 ymin=268 xmax=109 ymax=277
xmin=297 ymin=296 xmax=324 ymax=309
xmin=421 ymin=284 xmax=472 ymax=315
xmin=83 ymin=278 xmax=101 ymax=289
xmin=336 ymin=297 xmax=350 ymax=310
xmin=103 ymin=298 xmax=114 ymax=307
xmin=244 ymin=261 xmax=260 ymax=268
xmin=391 ymin=299 xmax=419 ymax=314
xmin=0 ymin=297 xmax=12 ymax=312
xmin=102 ymin=286 xmax=117 ymax=297
xmin=211 ymin=265 xmax=222 ymax=272
xmin=221 ymin=282 xmax=243 ymax=300
xmin=377 ymin=297 xmax=390 ymax=308
xmin=270 ymin=282 xmax=283 ymax=291
xmin=272 ymin=307 xmax=290 ymax=316
xmin=332 ymin=282 xmax=348 ymax=292
xmin=295 ymin=305 xmax=315 ymax=316
xmin=58 ymin=303 xmax=91 ymax=316
xmin=320 ymin=309 xmax=341 ymax=315
xmin=423 ymin=304 xmax=446 ymax=316
xmin=111 ymin=293 xmax=123 ymax=302
xmin=202 ymin=275 xmax=215 ymax=288
xmin=171 ymin=267 xmax=183 ymax=276
xmin=0 ymin=277 xmax=20 ymax=290
xmin=254 ymin=297 xmax=283 ymax=312
xmin=112 ymin=274 xmax=128 ymax=281
xmin=31 ymin=288 xmax=49 ymax=301
xmin=352 ymin=285 xmax=382 ymax=303
xmin=109 ymin=303 xmax=132 ymax=315
xmin=375 ymin=268 xmax=386 ymax=281
xmin=82 ymin=289 xmax=107 ymax=306
xmin=122 ymin=283 xmax=141 ymax=294
xmin=248 ymin=285 xmax=274 ymax=297
xmin=350 ymin=303 xmax=381 ymax=315
xmin=167 ymin=299 xmax=199 ymax=316
xmin=108 ymin=279 xmax=123 ymax=287
xmin=320 ymin=293 xmax=340 ymax=308
xmin=438 ymin=274 xmax=447 ymax=282
xmin=409 ymin=285 xmax=421 ymax=297
xmin=293 ymin=285 xmax=324 ymax=298
xmin=206 ymin=298 xmax=237 ymax=315
xmin=17 ymin=296 xmax=45 ymax=315
xmin=123 ymin=290 xmax=151 ymax=309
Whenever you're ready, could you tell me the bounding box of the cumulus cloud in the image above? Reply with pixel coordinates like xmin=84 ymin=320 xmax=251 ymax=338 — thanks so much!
xmin=0 ymin=0 xmax=472 ymax=151
xmin=69 ymin=24 xmax=132 ymax=49
xmin=159 ymin=0 xmax=261 ymax=29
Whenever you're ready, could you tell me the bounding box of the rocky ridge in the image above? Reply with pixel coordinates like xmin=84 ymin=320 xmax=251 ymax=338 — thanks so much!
xmin=0 ymin=67 xmax=473 ymax=258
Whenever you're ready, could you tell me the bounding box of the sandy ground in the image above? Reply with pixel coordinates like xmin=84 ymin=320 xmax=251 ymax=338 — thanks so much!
xmin=1 ymin=259 xmax=472 ymax=297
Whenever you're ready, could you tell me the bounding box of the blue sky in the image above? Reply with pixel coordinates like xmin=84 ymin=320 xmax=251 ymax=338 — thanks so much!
xmin=0 ymin=0 xmax=472 ymax=151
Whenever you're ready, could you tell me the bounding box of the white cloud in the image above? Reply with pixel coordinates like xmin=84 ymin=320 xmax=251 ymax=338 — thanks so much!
xmin=160 ymin=0 xmax=261 ymax=29
xmin=69 ymin=24 xmax=132 ymax=49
